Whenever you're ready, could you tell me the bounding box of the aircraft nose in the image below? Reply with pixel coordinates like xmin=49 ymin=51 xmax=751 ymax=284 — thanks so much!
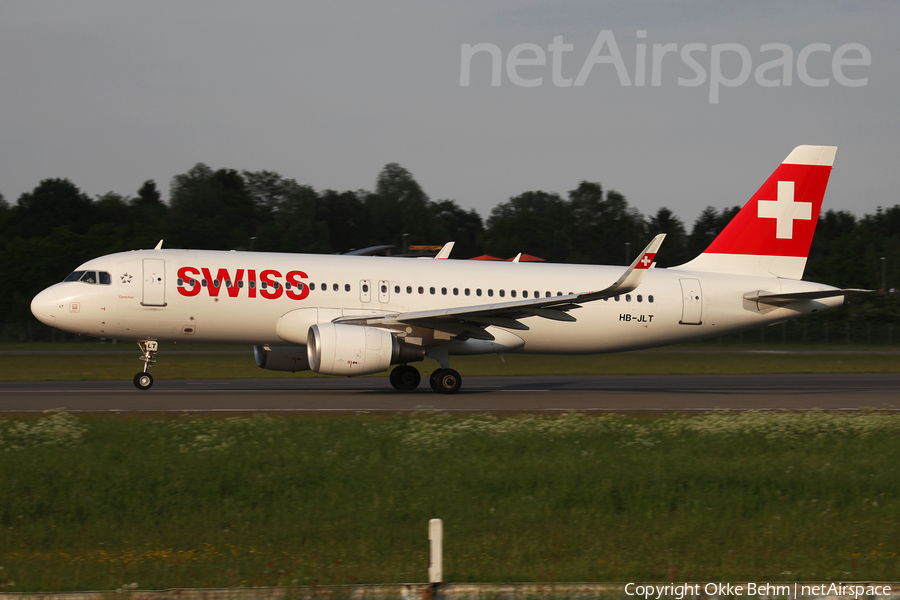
xmin=31 ymin=287 xmax=59 ymax=327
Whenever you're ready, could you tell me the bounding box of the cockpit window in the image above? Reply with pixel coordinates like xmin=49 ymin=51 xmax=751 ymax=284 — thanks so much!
xmin=63 ymin=270 xmax=111 ymax=285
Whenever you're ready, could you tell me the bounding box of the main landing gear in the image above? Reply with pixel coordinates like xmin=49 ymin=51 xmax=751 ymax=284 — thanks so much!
xmin=389 ymin=364 xmax=421 ymax=391
xmin=388 ymin=364 xmax=462 ymax=394
xmin=430 ymin=368 xmax=462 ymax=394
xmin=133 ymin=340 xmax=158 ymax=390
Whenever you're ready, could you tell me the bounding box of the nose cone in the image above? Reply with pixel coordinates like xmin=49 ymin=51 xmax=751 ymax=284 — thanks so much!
xmin=31 ymin=287 xmax=59 ymax=327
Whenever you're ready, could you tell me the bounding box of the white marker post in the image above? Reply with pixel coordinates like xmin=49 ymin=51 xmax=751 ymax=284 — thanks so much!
xmin=428 ymin=518 xmax=443 ymax=584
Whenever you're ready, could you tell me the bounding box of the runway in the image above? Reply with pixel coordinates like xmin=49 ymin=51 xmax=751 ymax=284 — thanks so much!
xmin=0 ymin=374 xmax=898 ymax=412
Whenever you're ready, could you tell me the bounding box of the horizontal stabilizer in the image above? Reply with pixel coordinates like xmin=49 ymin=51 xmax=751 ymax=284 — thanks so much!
xmin=744 ymin=288 xmax=871 ymax=305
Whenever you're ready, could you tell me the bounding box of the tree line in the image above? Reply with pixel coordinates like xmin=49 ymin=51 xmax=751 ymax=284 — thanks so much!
xmin=1 ymin=162 xmax=898 ymax=328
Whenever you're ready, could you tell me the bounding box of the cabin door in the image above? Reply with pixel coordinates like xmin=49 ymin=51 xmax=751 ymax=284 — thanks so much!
xmin=142 ymin=259 xmax=167 ymax=307
xmin=679 ymin=278 xmax=702 ymax=325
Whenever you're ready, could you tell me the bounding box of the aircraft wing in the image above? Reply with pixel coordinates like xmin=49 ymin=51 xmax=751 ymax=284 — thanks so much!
xmin=336 ymin=234 xmax=665 ymax=340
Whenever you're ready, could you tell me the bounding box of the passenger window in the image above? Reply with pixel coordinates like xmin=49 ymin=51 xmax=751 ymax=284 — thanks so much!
xmin=418 ymin=286 xmax=424 ymax=294
xmin=344 ymin=283 xmax=350 ymax=292
xmin=273 ymin=282 xmax=280 ymax=290
xmin=614 ymin=295 xmax=620 ymax=302
xmin=213 ymin=279 xmax=221 ymax=287
xmin=202 ymin=279 xmax=208 ymax=287
xmin=430 ymin=287 xmax=435 ymax=295
xmin=285 ymin=282 xmax=291 ymax=290
xmin=177 ymin=278 xmax=184 ymax=286
xmin=465 ymin=288 xmax=470 ymax=296
xmin=512 ymin=290 xmax=517 ymax=298
xmin=238 ymin=280 xmax=244 ymax=289
xmin=441 ymin=287 xmax=447 ymax=295
xmin=249 ymin=281 xmax=256 ymax=289
xmin=499 ymin=290 xmax=505 ymax=297
xmin=333 ymin=283 xmax=338 ymax=291
xmin=362 ymin=284 xmax=369 ymax=293
xmin=637 ymin=294 xmax=642 ymax=302
xmin=453 ymin=288 xmax=458 ymax=296
xmin=226 ymin=280 xmax=232 ymax=288
xmin=309 ymin=283 xmax=315 ymax=291
xmin=394 ymin=285 xmax=399 ymax=294
xmin=189 ymin=278 xmax=196 ymax=286
xmin=625 ymin=294 xmax=631 ymax=302
xmin=407 ymin=286 xmax=412 ymax=294
xmin=649 ymin=295 xmax=655 ymax=303
xmin=523 ymin=290 xmax=528 ymax=298
xmin=488 ymin=289 xmax=493 ymax=297
xmin=545 ymin=292 xmax=551 ymax=297
xmin=557 ymin=292 xmax=562 ymax=296
xmin=261 ymin=281 xmax=267 ymax=289
xmin=476 ymin=289 xmax=482 ymax=297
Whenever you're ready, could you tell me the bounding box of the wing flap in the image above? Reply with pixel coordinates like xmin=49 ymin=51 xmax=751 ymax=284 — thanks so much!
xmin=521 ymin=307 xmax=578 ymax=322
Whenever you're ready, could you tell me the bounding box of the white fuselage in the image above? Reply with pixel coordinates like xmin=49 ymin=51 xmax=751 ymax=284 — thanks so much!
xmin=31 ymin=249 xmax=843 ymax=355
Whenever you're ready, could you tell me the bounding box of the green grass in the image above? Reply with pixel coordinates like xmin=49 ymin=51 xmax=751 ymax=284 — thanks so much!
xmin=1 ymin=411 xmax=899 ymax=591
xmin=1 ymin=346 xmax=900 ymax=381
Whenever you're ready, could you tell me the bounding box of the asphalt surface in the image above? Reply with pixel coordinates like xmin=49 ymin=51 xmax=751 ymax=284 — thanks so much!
xmin=0 ymin=374 xmax=898 ymax=412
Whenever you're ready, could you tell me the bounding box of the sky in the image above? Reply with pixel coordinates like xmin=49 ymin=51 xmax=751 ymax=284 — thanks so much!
xmin=1 ymin=0 xmax=897 ymax=226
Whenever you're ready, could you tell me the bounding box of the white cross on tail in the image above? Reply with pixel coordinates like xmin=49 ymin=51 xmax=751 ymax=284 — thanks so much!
xmin=757 ymin=180 xmax=812 ymax=239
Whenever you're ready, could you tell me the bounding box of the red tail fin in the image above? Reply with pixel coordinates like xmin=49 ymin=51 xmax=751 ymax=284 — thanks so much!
xmin=677 ymin=145 xmax=837 ymax=279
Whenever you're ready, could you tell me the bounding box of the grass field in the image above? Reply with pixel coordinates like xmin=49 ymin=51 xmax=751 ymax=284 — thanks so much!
xmin=0 ymin=411 xmax=898 ymax=591
xmin=1 ymin=344 xmax=899 ymax=381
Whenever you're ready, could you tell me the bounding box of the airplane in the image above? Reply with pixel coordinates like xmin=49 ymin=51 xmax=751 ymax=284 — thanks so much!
xmin=30 ymin=145 xmax=863 ymax=394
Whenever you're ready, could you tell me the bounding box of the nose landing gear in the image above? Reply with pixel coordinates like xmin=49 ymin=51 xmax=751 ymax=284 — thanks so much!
xmin=133 ymin=340 xmax=158 ymax=390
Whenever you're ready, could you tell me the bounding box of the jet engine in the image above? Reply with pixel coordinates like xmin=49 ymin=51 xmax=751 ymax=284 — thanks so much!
xmin=307 ymin=323 xmax=424 ymax=376
xmin=253 ymin=345 xmax=311 ymax=372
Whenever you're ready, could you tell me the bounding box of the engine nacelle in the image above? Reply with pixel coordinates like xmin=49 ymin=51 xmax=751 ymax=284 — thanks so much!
xmin=307 ymin=323 xmax=423 ymax=376
xmin=253 ymin=345 xmax=311 ymax=372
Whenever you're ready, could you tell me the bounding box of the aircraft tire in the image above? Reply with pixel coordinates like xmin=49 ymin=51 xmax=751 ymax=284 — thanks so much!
xmin=133 ymin=372 xmax=154 ymax=390
xmin=430 ymin=368 xmax=461 ymax=394
xmin=390 ymin=365 xmax=420 ymax=391
xmin=429 ymin=369 xmax=444 ymax=391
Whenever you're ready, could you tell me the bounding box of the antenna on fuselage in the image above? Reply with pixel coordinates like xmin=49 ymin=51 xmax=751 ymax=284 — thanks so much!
xmin=154 ymin=240 xmax=163 ymax=250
